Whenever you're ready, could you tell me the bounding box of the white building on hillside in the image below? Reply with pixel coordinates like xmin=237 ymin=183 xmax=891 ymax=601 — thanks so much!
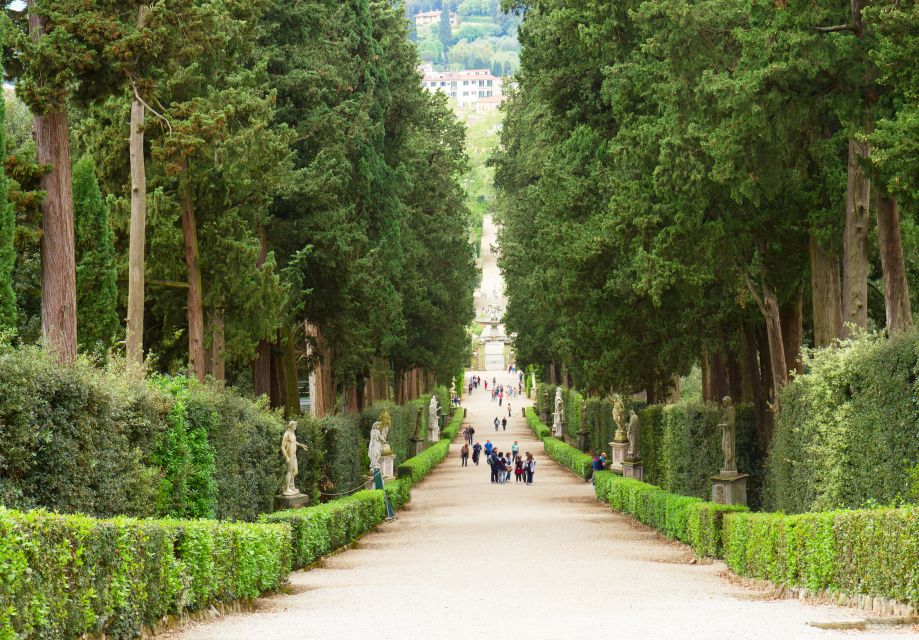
xmin=415 ymin=10 xmax=458 ymax=27
xmin=421 ymin=68 xmax=503 ymax=109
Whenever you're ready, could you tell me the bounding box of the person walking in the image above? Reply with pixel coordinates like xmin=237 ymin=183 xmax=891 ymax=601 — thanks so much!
xmin=525 ymin=452 xmax=536 ymax=484
xmin=511 ymin=440 xmax=519 ymax=462
xmin=501 ymin=416 xmax=507 ymax=431
xmin=461 ymin=444 xmax=470 ymax=467
xmin=498 ymin=391 xmax=503 ymax=407
xmin=490 ymin=451 xmax=501 ymax=484
xmin=484 ymin=439 xmax=493 ymax=457
xmin=514 ymin=457 xmax=524 ymax=483
xmin=467 ymin=426 xmax=475 ymax=445
xmin=494 ymin=417 xmax=500 ymax=431
xmin=507 ymin=403 xmax=512 ymax=417
xmin=472 ymin=441 xmax=482 ymax=465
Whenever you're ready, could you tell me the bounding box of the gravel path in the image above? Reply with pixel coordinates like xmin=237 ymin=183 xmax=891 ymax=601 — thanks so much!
xmin=164 ymin=371 xmax=913 ymax=639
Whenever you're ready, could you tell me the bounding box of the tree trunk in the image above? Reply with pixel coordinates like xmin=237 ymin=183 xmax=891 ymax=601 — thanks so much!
xmin=707 ymin=351 xmax=731 ymax=403
xmin=126 ymin=6 xmax=148 ymax=368
xmin=780 ymin=290 xmax=803 ymax=376
xmin=809 ymin=235 xmax=843 ymax=347
xmin=762 ymin=279 xmax=788 ymax=407
xmin=843 ymin=138 xmax=871 ymax=335
xmin=875 ymin=195 xmax=913 ymax=334
xmin=700 ymin=349 xmax=711 ymax=402
xmin=179 ymin=177 xmax=206 ymax=382
xmin=253 ymin=340 xmax=271 ymax=397
xmin=210 ymin=309 xmax=225 ymax=381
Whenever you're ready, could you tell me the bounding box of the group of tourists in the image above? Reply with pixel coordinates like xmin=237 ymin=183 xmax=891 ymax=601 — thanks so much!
xmin=467 ymin=375 xmax=483 ymax=395
xmin=491 ymin=382 xmax=521 ymax=406
xmin=459 ymin=439 xmax=537 ymax=484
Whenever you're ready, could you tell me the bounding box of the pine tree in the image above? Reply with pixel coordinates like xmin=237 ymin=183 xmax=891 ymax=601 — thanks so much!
xmin=73 ymin=155 xmax=119 ymax=353
xmin=439 ymin=1 xmax=453 ymax=59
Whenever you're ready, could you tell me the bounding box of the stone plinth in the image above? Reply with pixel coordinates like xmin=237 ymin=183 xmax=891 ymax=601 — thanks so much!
xmin=622 ymin=459 xmax=643 ymax=482
xmin=410 ymin=436 xmax=425 ymax=457
xmin=610 ymin=440 xmax=628 ymax=473
xmin=711 ymin=472 xmax=749 ymax=506
xmin=553 ymin=418 xmax=565 ymax=439
xmin=576 ymin=429 xmax=589 ymax=452
xmin=381 ymin=453 xmax=396 ymax=480
xmin=274 ymin=492 xmax=308 ymax=511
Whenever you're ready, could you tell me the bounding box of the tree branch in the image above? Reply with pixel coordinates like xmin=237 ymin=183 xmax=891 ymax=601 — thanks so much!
xmin=812 ymin=23 xmax=857 ymax=33
xmin=148 ymin=279 xmax=189 ymax=289
xmin=131 ymin=80 xmax=173 ymax=133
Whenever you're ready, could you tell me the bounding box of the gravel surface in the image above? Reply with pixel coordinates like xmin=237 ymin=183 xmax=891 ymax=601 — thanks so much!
xmin=164 ymin=372 xmax=913 ymax=639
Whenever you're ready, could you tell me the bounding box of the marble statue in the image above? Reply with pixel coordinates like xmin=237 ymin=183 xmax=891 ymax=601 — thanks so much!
xmin=612 ymin=395 xmax=627 ymax=440
xmin=626 ymin=410 xmax=641 ymax=459
xmin=553 ymin=387 xmax=564 ymax=437
xmin=554 ymin=387 xmax=563 ymax=420
xmin=429 ymin=395 xmax=440 ymax=440
xmin=281 ymin=421 xmax=308 ymax=496
xmin=720 ymin=396 xmax=737 ymax=473
xmin=530 ymin=371 xmax=537 ymax=394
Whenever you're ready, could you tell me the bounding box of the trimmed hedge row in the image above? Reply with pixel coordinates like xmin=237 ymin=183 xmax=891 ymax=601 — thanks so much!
xmin=722 ymin=507 xmax=919 ymax=607
xmin=593 ymin=471 xmax=746 ymax=557
xmin=441 ymin=409 xmax=463 ymax=442
xmin=524 ymin=407 xmax=551 ymax=439
xmin=543 ymin=437 xmax=594 ymax=480
xmin=261 ymin=491 xmax=385 ymax=570
xmin=0 ymin=507 xmax=291 ymax=639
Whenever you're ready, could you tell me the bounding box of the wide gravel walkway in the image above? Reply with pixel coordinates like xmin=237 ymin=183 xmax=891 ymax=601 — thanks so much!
xmin=165 ymin=371 xmax=912 ymax=639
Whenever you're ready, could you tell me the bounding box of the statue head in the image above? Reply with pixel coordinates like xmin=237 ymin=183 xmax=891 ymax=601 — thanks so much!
xmin=629 ymin=409 xmax=638 ymax=419
xmin=722 ymin=395 xmax=732 ymax=407
xmin=287 ymin=420 xmax=297 ymax=432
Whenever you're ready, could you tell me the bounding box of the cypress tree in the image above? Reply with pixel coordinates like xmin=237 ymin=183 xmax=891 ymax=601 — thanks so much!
xmin=0 ymin=45 xmax=15 ymax=335
xmin=439 ymin=1 xmax=453 ymax=59
xmin=73 ymin=155 xmax=119 ymax=353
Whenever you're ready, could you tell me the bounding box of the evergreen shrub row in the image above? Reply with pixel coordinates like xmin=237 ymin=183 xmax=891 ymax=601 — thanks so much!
xmin=261 ymin=491 xmax=385 ymax=570
xmin=593 ymin=471 xmax=746 ymax=557
xmin=0 ymin=507 xmax=291 ymax=639
xmin=722 ymin=507 xmax=919 ymax=607
xmin=524 ymin=407 xmax=550 ymax=439
xmin=764 ymin=331 xmax=919 ymax=514
xmin=543 ymin=437 xmax=594 ymax=480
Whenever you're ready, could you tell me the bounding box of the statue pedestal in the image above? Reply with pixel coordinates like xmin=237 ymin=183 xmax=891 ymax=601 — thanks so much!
xmin=274 ymin=492 xmax=309 ymax=511
xmin=410 ymin=436 xmax=425 ymax=457
xmin=576 ymin=429 xmax=589 ymax=452
xmin=381 ymin=454 xmax=396 ymax=480
xmin=553 ymin=418 xmax=565 ymax=439
xmin=622 ymin=459 xmax=643 ymax=482
xmin=610 ymin=440 xmax=628 ymax=474
xmin=711 ymin=472 xmax=749 ymax=506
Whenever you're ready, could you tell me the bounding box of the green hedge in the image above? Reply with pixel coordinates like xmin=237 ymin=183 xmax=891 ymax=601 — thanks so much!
xmin=524 ymin=406 xmax=550 ymax=439
xmin=543 ymin=437 xmax=594 ymax=480
xmin=722 ymin=506 xmax=919 ymax=607
xmin=261 ymin=491 xmax=385 ymax=570
xmin=640 ymin=401 xmax=763 ymax=509
xmin=397 ymin=440 xmax=450 ymax=484
xmin=764 ymin=331 xmax=919 ymax=513
xmin=0 ymin=507 xmax=291 ymax=639
xmin=594 ymin=471 xmax=746 ymax=557
xmin=441 ymin=409 xmax=463 ymax=442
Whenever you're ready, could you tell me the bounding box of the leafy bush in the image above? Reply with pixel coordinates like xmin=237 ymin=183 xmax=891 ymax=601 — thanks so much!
xmin=261 ymin=491 xmax=385 ymax=570
xmin=397 ymin=440 xmax=450 ymax=483
xmin=0 ymin=506 xmax=291 ymax=639
xmin=384 ymin=479 xmax=411 ymax=511
xmin=543 ymin=437 xmax=594 ymax=480
xmin=593 ymin=471 xmax=746 ymax=557
xmin=441 ymin=409 xmax=463 ymax=442
xmin=317 ymin=414 xmax=363 ymax=499
xmin=764 ymin=331 xmax=919 ymax=513
xmin=640 ymin=401 xmax=763 ymax=509
xmin=722 ymin=506 xmax=919 ymax=607
xmin=525 ymin=406 xmax=551 ymax=439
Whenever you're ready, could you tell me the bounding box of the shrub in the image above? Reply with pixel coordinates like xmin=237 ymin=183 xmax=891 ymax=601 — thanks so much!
xmin=593 ymin=471 xmax=746 ymax=557
xmin=543 ymin=437 xmax=593 ymax=480
xmin=764 ymin=331 xmax=919 ymax=513
xmin=317 ymin=414 xmax=363 ymax=500
xmin=722 ymin=506 xmax=919 ymax=607
xmin=525 ymin=407 xmax=550 ymax=439
xmin=384 ymin=479 xmax=411 ymax=511
xmin=441 ymin=409 xmax=463 ymax=442
xmin=0 ymin=506 xmax=291 ymax=639
xmin=397 ymin=440 xmax=450 ymax=484
xmin=261 ymin=491 xmax=385 ymax=570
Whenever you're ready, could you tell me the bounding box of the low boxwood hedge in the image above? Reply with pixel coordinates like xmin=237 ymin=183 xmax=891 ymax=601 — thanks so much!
xmin=524 ymin=406 xmax=551 ymax=439
xmin=0 ymin=507 xmax=291 ymax=639
xmin=261 ymin=491 xmax=386 ymax=570
xmin=722 ymin=506 xmax=919 ymax=607
xmin=543 ymin=437 xmax=594 ymax=480
xmin=397 ymin=440 xmax=450 ymax=484
xmin=441 ymin=409 xmax=463 ymax=442
xmin=593 ymin=471 xmax=746 ymax=557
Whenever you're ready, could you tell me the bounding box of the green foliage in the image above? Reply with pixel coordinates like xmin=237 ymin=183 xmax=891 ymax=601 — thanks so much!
xmin=543 ymin=437 xmax=593 ymax=480
xmin=722 ymin=507 xmax=919 ymax=607
xmin=0 ymin=45 xmax=15 ymax=336
xmin=318 ymin=414 xmax=364 ymax=499
xmin=261 ymin=491 xmax=385 ymax=570
xmin=0 ymin=506 xmax=291 ymax=639
xmin=641 ymin=401 xmax=764 ymax=510
xmin=764 ymin=331 xmax=919 ymax=514
xmin=72 ymin=155 xmax=119 ymax=354
xmin=524 ymin=406 xmax=550 ymax=439
xmin=594 ymin=471 xmax=746 ymax=558
xmin=397 ymin=440 xmax=451 ymax=484
xmin=442 ymin=408 xmax=464 ymax=442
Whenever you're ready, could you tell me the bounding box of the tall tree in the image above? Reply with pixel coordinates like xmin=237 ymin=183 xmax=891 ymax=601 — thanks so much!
xmin=72 ymin=155 xmax=118 ymax=352
xmin=0 ymin=46 xmax=14 ymax=335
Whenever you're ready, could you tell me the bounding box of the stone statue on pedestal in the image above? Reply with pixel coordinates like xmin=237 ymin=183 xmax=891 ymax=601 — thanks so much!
xmin=626 ymin=410 xmax=641 ymax=460
xmin=428 ymin=395 xmax=440 ymax=440
xmin=368 ymin=419 xmax=384 ymax=471
xmin=553 ymin=387 xmax=564 ymax=436
xmin=720 ymin=396 xmax=737 ymax=473
xmin=281 ymin=421 xmax=308 ymax=496
xmin=612 ymin=395 xmax=627 ymax=441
